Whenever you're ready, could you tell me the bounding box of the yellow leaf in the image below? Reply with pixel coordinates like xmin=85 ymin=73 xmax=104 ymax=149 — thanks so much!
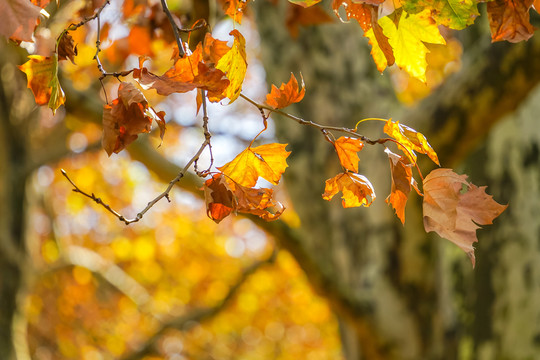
xmin=322 ymin=172 xmax=376 ymax=208
xmin=384 ymin=119 xmax=440 ymax=165
xmin=379 ymin=10 xmax=446 ymax=82
xmin=18 ymin=54 xmax=65 ymax=114
xmin=218 ymin=143 xmax=291 ymax=188
xmin=216 ymin=29 xmax=247 ymax=103
xmin=334 ymin=137 xmax=364 ymax=173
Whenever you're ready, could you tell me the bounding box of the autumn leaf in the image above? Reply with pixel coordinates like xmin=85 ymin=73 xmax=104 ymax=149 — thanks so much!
xmin=204 ymin=174 xmax=236 ymax=223
xmin=221 ymin=0 xmax=250 ymax=23
xmin=18 ymin=54 xmax=65 ymax=114
xmin=423 ymin=168 xmax=507 ymax=267
xmin=204 ymin=173 xmax=285 ymax=223
xmin=102 ymin=82 xmax=166 ymax=156
xmin=286 ymin=3 xmax=334 ymax=38
xmin=57 ymin=33 xmax=78 ymax=64
xmin=334 ymin=137 xmax=364 ymax=173
xmin=379 ymin=10 xmax=446 ymax=82
xmin=323 ymin=172 xmax=376 ymax=208
xmin=487 ymin=0 xmax=535 ymax=43
xmin=266 ymin=73 xmax=305 ymax=109
xmin=384 ymin=148 xmax=415 ymax=224
xmin=218 ymin=143 xmax=291 ymax=188
xmin=216 ymin=29 xmax=248 ymax=103
xmin=403 ymin=0 xmax=480 ymax=30
xmin=384 ymin=119 xmax=439 ymax=165
xmin=0 ymin=0 xmax=42 ymax=42
xmin=288 ymin=0 xmax=322 ymax=7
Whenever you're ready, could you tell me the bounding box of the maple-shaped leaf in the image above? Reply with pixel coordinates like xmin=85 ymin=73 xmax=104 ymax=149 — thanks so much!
xmin=204 ymin=174 xmax=285 ymax=223
xmin=102 ymin=82 xmax=166 ymax=156
xmin=323 ymin=172 xmax=376 ymax=208
xmin=379 ymin=10 xmax=446 ymax=82
xmin=221 ymin=0 xmax=250 ymax=24
xmin=204 ymin=174 xmax=236 ymax=223
xmin=58 ymin=33 xmax=78 ymax=64
xmin=487 ymin=0 xmax=535 ymax=43
xmin=289 ymin=0 xmax=322 ymax=7
xmin=0 ymin=0 xmax=42 ymax=42
xmin=133 ymin=35 xmax=230 ymax=102
xmin=18 ymin=54 xmax=65 ymax=114
xmin=265 ymin=73 xmax=305 ymax=109
xmin=384 ymin=148 xmax=416 ymax=224
xmin=403 ymin=0 xmax=480 ymax=30
xmin=218 ymin=143 xmax=291 ymax=188
xmin=216 ymin=30 xmax=247 ymax=103
xmin=423 ymin=168 xmax=507 ymax=267
xmin=334 ymin=137 xmax=364 ymax=173
xmin=384 ymin=119 xmax=439 ymax=165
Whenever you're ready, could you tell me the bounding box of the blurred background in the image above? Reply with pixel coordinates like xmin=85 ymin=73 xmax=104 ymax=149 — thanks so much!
xmin=1 ymin=0 xmax=540 ymax=359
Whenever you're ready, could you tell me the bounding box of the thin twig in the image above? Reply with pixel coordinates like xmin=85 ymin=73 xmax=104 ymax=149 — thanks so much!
xmin=161 ymin=0 xmax=185 ymax=57
xmin=120 ymin=251 xmax=276 ymax=360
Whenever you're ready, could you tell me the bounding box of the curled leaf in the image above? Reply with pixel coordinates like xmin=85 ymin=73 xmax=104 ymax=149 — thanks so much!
xmin=384 ymin=119 xmax=439 ymax=165
xmin=102 ymin=82 xmax=166 ymax=156
xmin=334 ymin=136 xmax=364 ymax=173
xmin=487 ymin=0 xmax=535 ymax=43
xmin=423 ymin=168 xmax=507 ymax=267
xmin=204 ymin=174 xmax=236 ymax=223
xmin=218 ymin=143 xmax=291 ymax=188
xmin=384 ymin=148 xmax=415 ymax=224
xmin=266 ymin=73 xmax=305 ymax=109
xmin=58 ymin=33 xmax=78 ymax=64
xmin=323 ymin=172 xmax=376 ymax=208
xmin=18 ymin=54 xmax=65 ymax=114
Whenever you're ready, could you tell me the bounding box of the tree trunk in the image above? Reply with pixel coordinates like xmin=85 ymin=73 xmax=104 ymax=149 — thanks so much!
xmin=254 ymin=2 xmax=540 ymax=359
xmin=0 ymin=43 xmax=34 ymax=360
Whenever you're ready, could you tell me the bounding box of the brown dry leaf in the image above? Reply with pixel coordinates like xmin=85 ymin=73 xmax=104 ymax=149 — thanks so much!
xmin=102 ymin=82 xmax=166 ymax=156
xmin=286 ymin=3 xmax=334 ymax=38
xmin=204 ymin=174 xmax=236 ymax=223
xmin=334 ymin=137 xmax=364 ymax=173
xmin=322 ymin=172 xmax=376 ymax=208
xmin=218 ymin=143 xmax=291 ymax=188
xmin=18 ymin=55 xmax=65 ymax=114
xmin=266 ymin=73 xmax=305 ymax=109
xmin=58 ymin=33 xmax=78 ymax=64
xmin=487 ymin=0 xmax=535 ymax=43
xmin=384 ymin=119 xmax=439 ymax=165
xmin=204 ymin=173 xmax=285 ymax=223
xmin=385 ymin=148 xmax=415 ymax=224
xmin=0 ymin=0 xmax=42 ymax=42
xmin=423 ymin=168 xmax=507 ymax=267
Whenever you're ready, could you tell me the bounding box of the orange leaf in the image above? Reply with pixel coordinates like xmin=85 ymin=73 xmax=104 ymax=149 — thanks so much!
xmin=218 ymin=143 xmax=291 ymax=188
xmin=203 ymin=173 xmax=285 ymax=223
xmin=322 ymin=172 xmax=376 ymax=208
xmin=384 ymin=148 xmax=415 ymax=224
xmin=487 ymin=0 xmax=535 ymax=43
xmin=423 ymin=168 xmax=507 ymax=267
xmin=216 ymin=29 xmax=247 ymax=103
xmin=18 ymin=55 xmax=65 ymax=114
xmin=265 ymin=73 xmax=305 ymax=109
xmin=0 ymin=0 xmax=42 ymax=42
xmin=128 ymin=25 xmax=153 ymax=56
xmin=286 ymin=3 xmax=334 ymax=38
xmin=384 ymin=119 xmax=439 ymax=165
xmin=334 ymin=137 xmax=364 ymax=173
xmin=102 ymin=82 xmax=166 ymax=156
xmin=221 ymin=0 xmax=250 ymax=24
xmin=204 ymin=174 xmax=236 ymax=223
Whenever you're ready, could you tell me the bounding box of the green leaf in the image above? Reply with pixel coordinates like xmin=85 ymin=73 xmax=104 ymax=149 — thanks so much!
xmin=403 ymin=0 xmax=480 ymax=30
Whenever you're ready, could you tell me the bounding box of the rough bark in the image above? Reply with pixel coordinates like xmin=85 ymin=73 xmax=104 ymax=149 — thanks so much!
xmin=253 ymin=2 xmax=540 ymax=359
